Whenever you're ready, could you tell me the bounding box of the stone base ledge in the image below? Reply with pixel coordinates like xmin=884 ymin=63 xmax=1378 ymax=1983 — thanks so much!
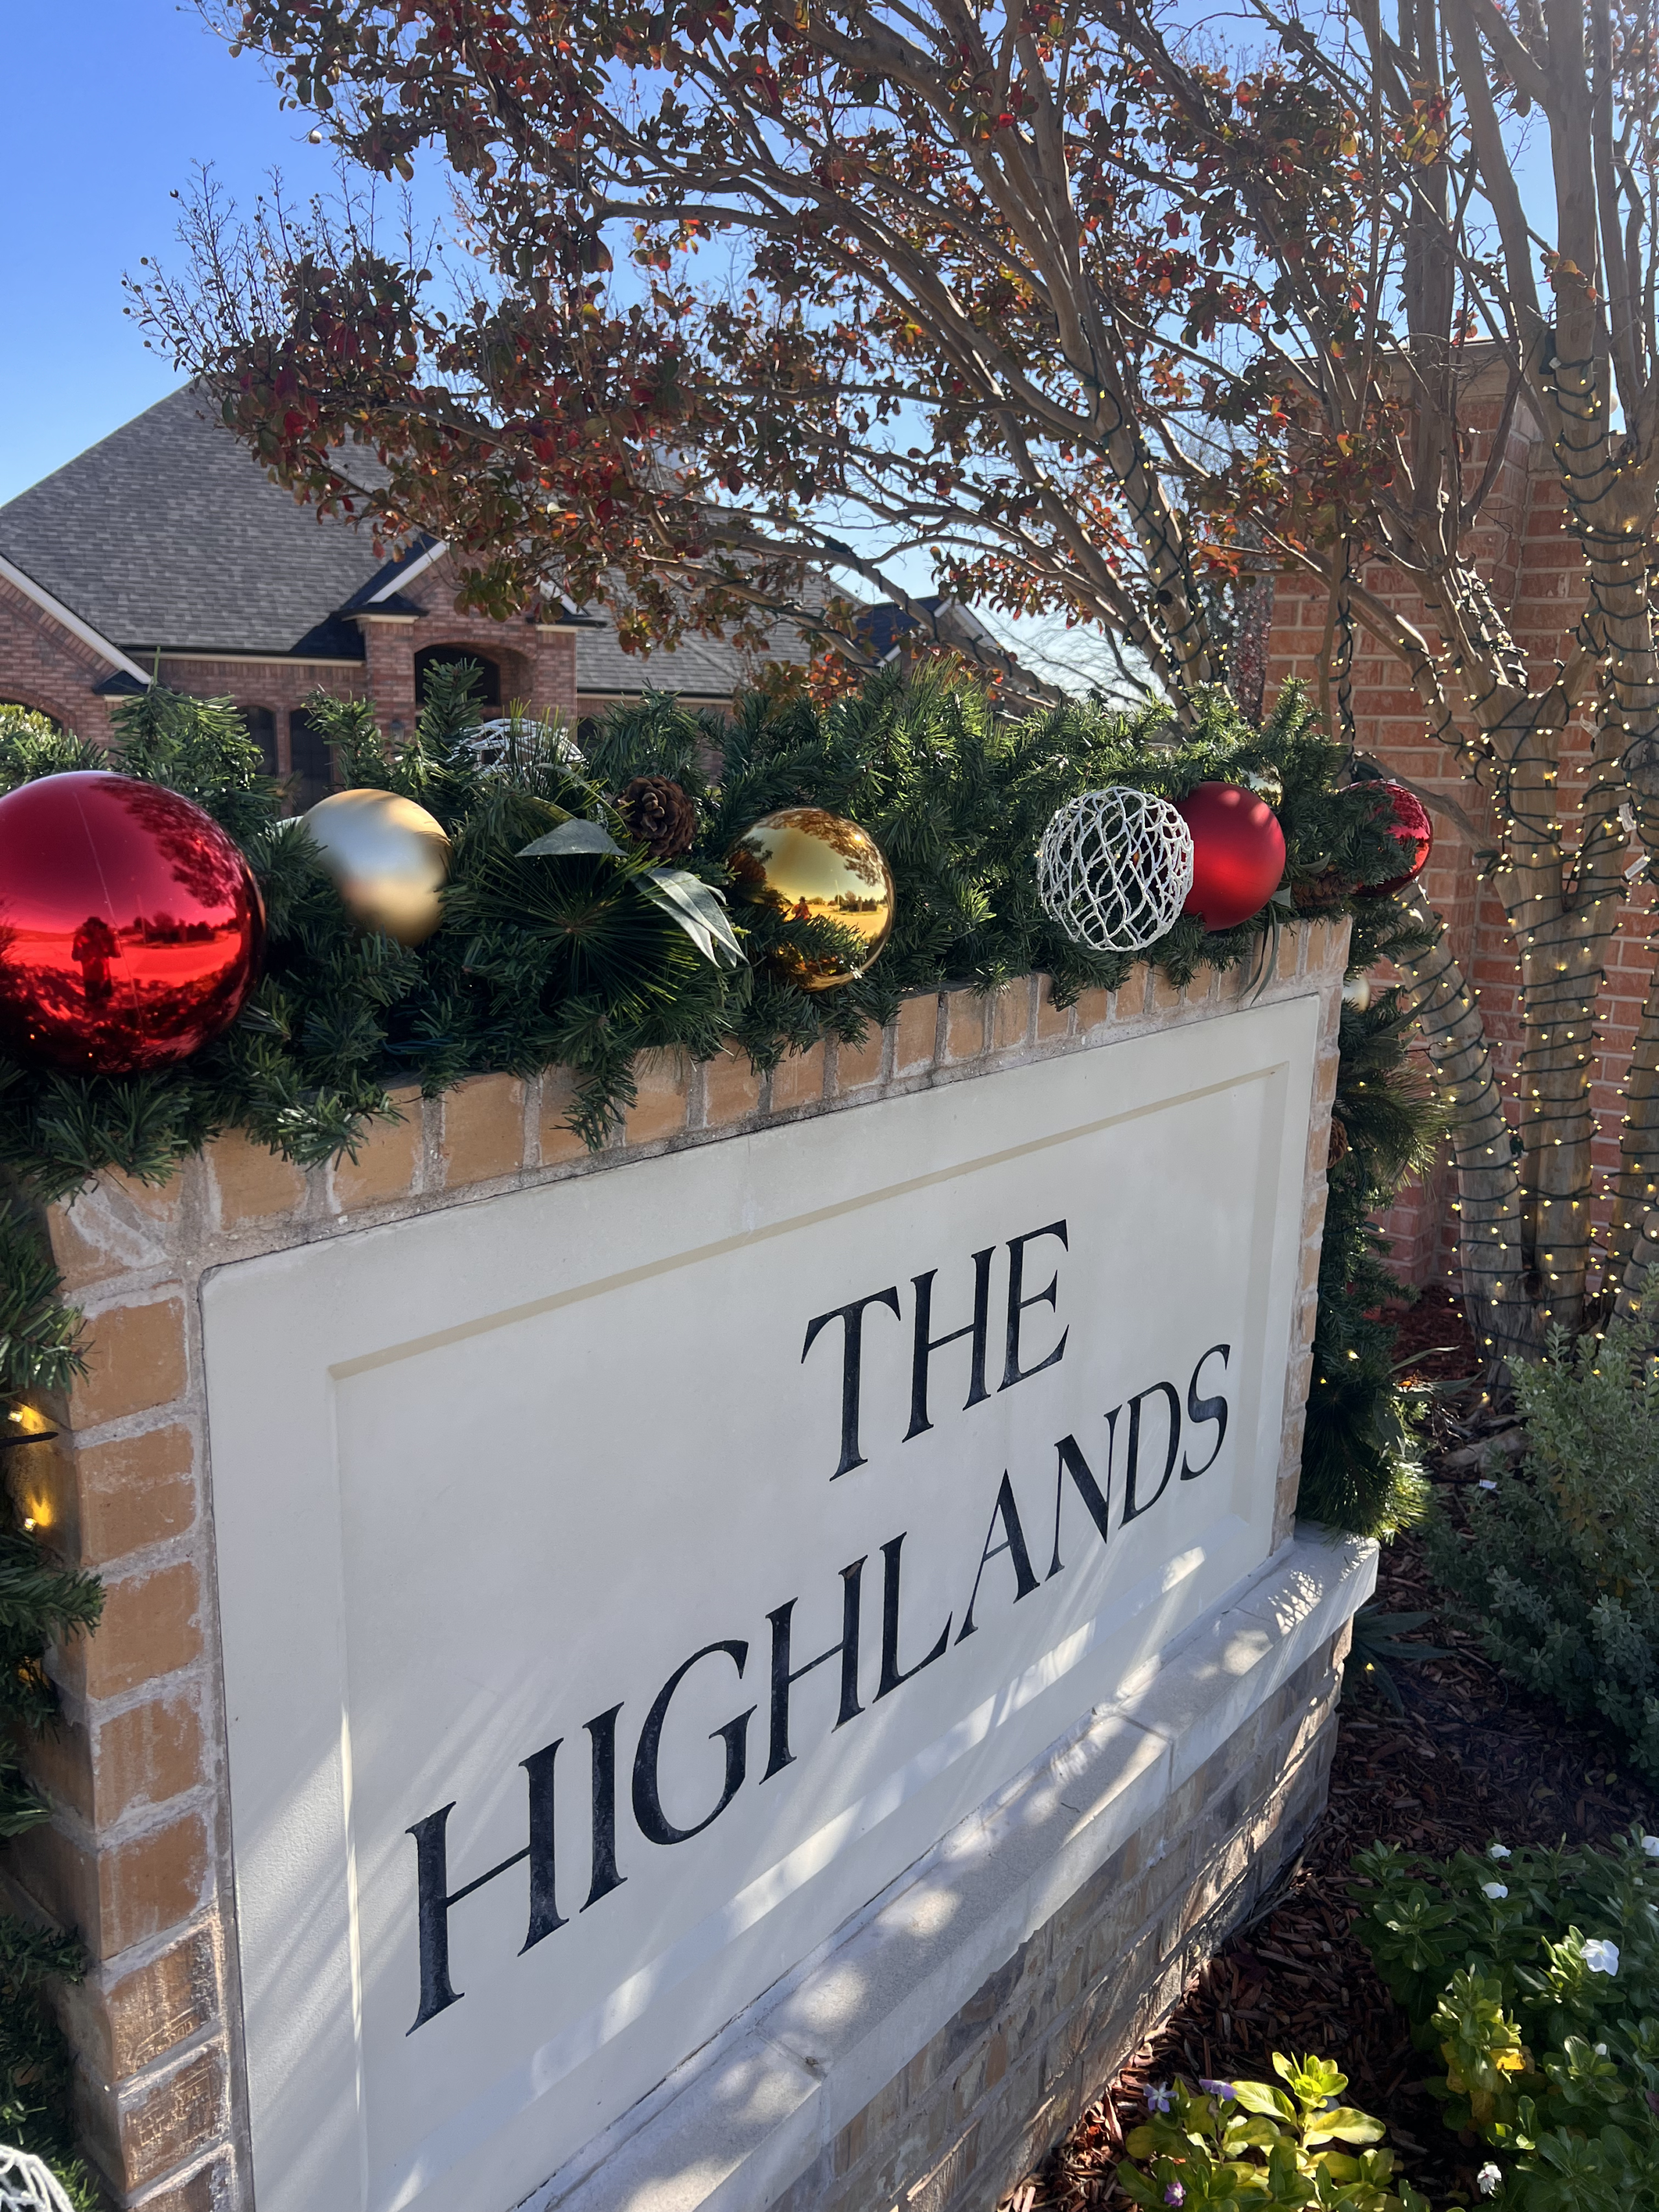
xmin=528 ymin=1527 xmax=1376 ymax=2212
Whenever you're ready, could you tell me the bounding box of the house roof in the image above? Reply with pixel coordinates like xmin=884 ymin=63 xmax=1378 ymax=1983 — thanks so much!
xmin=0 ymin=386 xmax=388 ymax=660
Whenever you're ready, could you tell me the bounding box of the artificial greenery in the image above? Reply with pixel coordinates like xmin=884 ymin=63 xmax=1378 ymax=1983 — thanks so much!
xmin=1354 ymin=1830 xmax=1659 ymax=2208
xmin=1118 ymin=2056 xmax=1432 ymax=2209
xmin=1425 ymin=1296 xmax=1659 ymax=1780
xmin=0 ymin=668 xmax=1410 ymax=1183
xmin=0 ymin=1184 xmax=101 ymax=2202
xmin=1297 ymin=904 xmax=1448 ymax=1539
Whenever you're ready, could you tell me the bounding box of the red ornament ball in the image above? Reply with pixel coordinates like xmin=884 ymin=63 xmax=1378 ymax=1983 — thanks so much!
xmin=0 ymin=772 xmax=264 ymax=1075
xmin=1359 ymin=779 xmax=1433 ymax=897
xmin=1176 ymin=781 xmax=1287 ymax=931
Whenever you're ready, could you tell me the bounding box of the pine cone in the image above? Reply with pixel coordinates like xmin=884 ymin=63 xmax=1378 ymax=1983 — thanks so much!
xmin=1327 ymin=1115 xmax=1350 ymax=1170
xmin=1293 ymin=870 xmax=1349 ymax=913
xmin=618 ymin=776 xmax=697 ymax=861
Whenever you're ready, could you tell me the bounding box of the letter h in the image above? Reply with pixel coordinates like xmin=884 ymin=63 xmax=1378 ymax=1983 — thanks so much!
xmin=406 ymin=1739 xmax=563 ymax=2032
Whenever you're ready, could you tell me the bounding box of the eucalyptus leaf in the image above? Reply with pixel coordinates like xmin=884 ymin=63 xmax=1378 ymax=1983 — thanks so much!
xmin=518 ymin=819 xmax=623 ymax=859
xmin=641 ymin=868 xmax=747 ymax=970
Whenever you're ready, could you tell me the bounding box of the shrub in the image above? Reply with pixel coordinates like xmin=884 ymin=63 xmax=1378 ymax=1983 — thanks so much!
xmin=1425 ymin=1296 xmax=1659 ymax=1778
xmin=1116 ymin=2056 xmax=1432 ymax=2209
xmin=1353 ymin=1831 xmax=1659 ymax=2207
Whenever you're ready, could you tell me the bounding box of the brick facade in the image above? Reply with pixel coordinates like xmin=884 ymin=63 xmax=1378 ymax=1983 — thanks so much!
xmin=1263 ymin=387 xmax=1654 ymax=1290
xmin=2 ymin=924 xmax=1347 ymax=2210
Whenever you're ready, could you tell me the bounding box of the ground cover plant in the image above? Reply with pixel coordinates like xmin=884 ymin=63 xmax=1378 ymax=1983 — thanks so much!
xmin=1116 ymin=2059 xmax=1432 ymax=2209
xmin=1354 ymin=1832 xmax=1659 ymax=2207
xmin=1426 ymin=1299 xmax=1659 ymax=1784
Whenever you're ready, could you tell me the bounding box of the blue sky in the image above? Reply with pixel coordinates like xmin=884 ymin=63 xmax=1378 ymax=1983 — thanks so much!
xmin=0 ymin=3 xmax=349 ymax=505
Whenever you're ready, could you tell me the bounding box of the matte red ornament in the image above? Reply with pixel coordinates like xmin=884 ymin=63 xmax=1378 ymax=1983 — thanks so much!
xmin=1176 ymin=781 xmax=1287 ymax=931
xmin=1359 ymin=779 xmax=1433 ymax=897
xmin=0 ymin=772 xmax=264 ymax=1075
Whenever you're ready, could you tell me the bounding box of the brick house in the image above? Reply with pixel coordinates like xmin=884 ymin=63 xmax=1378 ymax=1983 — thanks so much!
xmin=0 ymin=385 xmax=809 ymax=799
xmin=1262 ymin=373 xmax=1654 ymax=1292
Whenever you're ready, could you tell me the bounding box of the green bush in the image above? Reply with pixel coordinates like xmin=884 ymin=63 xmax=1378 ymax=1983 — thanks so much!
xmin=1115 ymin=2056 xmax=1431 ymax=2208
xmin=1353 ymin=1831 xmax=1659 ymax=2207
xmin=1425 ymin=1297 xmax=1659 ymax=1778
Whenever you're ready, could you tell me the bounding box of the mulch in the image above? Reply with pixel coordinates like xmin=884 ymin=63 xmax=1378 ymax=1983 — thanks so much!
xmin=1004 ymin=1285 xmax=1659 ymax=2210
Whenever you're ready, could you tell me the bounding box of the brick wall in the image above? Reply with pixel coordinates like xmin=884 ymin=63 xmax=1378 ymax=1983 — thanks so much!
xmin=1264 ymin=389 xmax=1654 ymax=1291
xmin=1 ymin=923 xmax=1346 ymax=2210
xmin=0 ymin=570 xmax=124 ymax=745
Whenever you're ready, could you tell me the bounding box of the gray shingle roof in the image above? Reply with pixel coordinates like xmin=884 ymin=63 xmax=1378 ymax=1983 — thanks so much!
xmin=0 ymin=384 xmax=387 ymax=659
xmin=0 ymin=384 xmax=815 ymax=696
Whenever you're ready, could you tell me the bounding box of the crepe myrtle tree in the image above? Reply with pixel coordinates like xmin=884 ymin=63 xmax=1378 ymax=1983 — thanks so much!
xmin=141 ymin=0 xmax=1659 ymax=1359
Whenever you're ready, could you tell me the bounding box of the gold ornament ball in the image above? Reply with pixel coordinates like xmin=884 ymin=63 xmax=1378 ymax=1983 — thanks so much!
xmin=303 ymin=788 xmax=451 ymax=947
xmin=726 ymin=807 xmax=896 ymax=990
xmin=1342 ymin=971 xmax=1373 ymax=1012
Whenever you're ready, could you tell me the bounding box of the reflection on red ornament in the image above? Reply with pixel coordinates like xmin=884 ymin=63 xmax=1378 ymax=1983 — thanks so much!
xmin=0 ymin=772 xmax=264 ymax=1075
xmin=1176 ymin=781 xmax=1287 ymax=931
xmin=1359 ymin=780 xmax=1433 ymax=898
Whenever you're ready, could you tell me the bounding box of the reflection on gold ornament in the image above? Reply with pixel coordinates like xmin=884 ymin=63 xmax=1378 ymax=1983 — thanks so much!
xmin=726 ymin=808 xmax=896 ymax=990
xmin=1239 ymin=764 xmax=1284 ymax=811
xmin=303 ymin=789 xmax=450 ymax=947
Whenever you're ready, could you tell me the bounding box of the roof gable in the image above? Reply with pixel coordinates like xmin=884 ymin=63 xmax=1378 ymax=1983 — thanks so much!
xmin=0 ymin=385 xmax=393 ymax=658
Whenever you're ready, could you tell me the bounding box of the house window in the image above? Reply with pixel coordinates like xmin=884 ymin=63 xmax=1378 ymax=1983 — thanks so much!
xmin=288 ymin=709 xmax=335 ymax=813
xmin=243 ymin=706 xmax=279 ymax=777
xmin=415 ymin=645 xmax=501 ymax=710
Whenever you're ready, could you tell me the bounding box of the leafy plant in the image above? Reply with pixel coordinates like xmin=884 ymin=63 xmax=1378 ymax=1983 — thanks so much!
xmin=1353 ymin=1831 xmax=1659 ymax=2207
xmin=1116 ymin=2056 xmax=1431 ymax=2208
xmin=1348 ymin=1605 xmax=1454 ymax=1716
xmin=1425 ymin=1295 xmax=1659 ymax=1779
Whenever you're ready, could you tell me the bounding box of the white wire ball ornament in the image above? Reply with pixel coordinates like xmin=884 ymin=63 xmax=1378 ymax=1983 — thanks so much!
xmin=1037 ymin=787 xmax=1196 ymax=953
xmin=0 ymin=2146 xmax=75 ymax=2212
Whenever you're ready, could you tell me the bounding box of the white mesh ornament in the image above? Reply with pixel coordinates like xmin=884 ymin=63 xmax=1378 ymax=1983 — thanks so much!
xmin=0 ymin=2147 xmax=75 ymax=2212
xmin=1037 ymin=787 xmax=1194 ymax=953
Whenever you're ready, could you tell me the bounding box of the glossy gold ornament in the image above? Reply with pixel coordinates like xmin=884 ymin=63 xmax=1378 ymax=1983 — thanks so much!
xmin=726 ymin=807 xmax=895 ymax=990
xmin=303 ymin=788 xmax=450 ymax=946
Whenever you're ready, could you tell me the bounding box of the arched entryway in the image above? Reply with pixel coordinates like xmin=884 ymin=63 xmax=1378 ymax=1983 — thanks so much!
xmin=415 ymin=645 xmax=502 ymax=710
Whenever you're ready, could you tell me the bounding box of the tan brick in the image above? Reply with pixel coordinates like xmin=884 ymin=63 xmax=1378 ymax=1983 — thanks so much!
xmin=1115 ymin=966 xmax=1150 ymax=1020
xmin=331 ymin=1090 xmax=422 ymax=1209
xmin=1036 ymin=978 xmax=1073 ymax=1042
xmin=69 ymin=1293 xmax=188 ymax=1430
xmin=704 ymin=1049 xmax=761 ymax=1125
xmin=207 ymin=1130 xmax=307 ymax=1228
xmin=119 ymin=2038 xmax=227 ymax=2193
xmin=537 ymin=1067 xmax=592 ymax=1165
xmin=1152 ymin=967 xmax=1184 ymax=1013
xmin=946 ymin=990 xmax=987 ymax=1060
xmin=624 ymin=1054 xmax=691 ymax=1145
xmin=72 ymin=1425 xmax=196 ymax=1568
xmin=92 ymin=1694 xmax=205 ymax=1824
xmin=104 ymin=1926 xmax=221 ymax=2078
xmin=895 ymin=994 xmax=939 ymax=1073
xmin=14 ymin=1811 xmax=211 ymax=1963
xmin=835 ymin=1025 xmax=885 ymax=1091
xmin=1074 ymin=987 xmax=1110 ymax=1034
xmin=64 ymin=1557 xmax=202 ymax=1701
xmin=770 ymin=1043 xmax=826 ymax=1110
xmin=126 ymin=2149 xmax=232 ymax=2212
xmin=439 ymin=1073 xmax=525 ymax=1185
xmin=100 ymin=1811 xmax=213 ymax=1958
xmin=992 ymin=981 xmax=1032 ymax=1052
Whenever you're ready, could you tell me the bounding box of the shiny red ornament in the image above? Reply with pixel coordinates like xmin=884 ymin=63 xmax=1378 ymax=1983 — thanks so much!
xmin=1358 ymin=779 xmax=1433 ymax=897
xmin=0 ymin=772 xmax=264 ymax=1075
xmin=1176 ymin=781 xmax=1287 ymax=931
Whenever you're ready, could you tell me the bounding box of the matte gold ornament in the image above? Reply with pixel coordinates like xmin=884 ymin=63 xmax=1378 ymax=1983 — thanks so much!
xmin=727 ymin=807 xmax=895 ymax=990
xmin=303 ymin=788 xmax=450 ymax=946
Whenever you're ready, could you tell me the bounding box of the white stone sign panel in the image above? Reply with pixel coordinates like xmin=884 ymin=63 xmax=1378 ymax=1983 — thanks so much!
xmin=203 ymin=994 xmax=1319 ymax=2212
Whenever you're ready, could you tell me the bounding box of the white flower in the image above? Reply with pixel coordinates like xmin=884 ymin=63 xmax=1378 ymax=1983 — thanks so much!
xmin=1482 ymin=1881 xmax=1509 ymax=1900
xmin=1643 ymin=1834 xmax=1659 ymax=1859
xmin=1479 ymin=1478 xmax=1498 ymax=1491
xmin=1489 ymin=1843 xmax=1512 ymax=1860
xmin=1595 ymin=2042 xmax=1608 ymax=2056
xmin=1476 ymin=2162 xmax=1502 ymax=2197
xmin=1583 ymin=1937 xmax=1621 ymax=1976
